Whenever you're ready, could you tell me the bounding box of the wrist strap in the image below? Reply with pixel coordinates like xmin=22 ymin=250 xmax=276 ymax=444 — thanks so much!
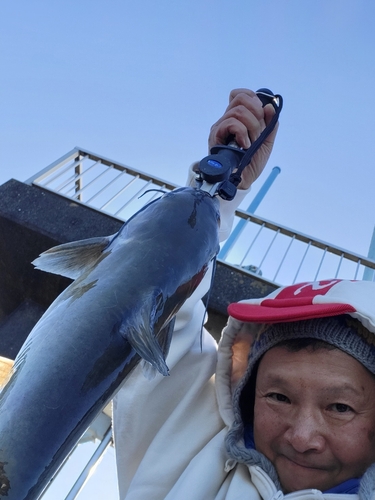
xmin=229 ymin=94 xmax=283 ymax=187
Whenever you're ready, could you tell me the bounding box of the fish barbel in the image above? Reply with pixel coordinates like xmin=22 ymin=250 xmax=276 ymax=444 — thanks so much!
xmin=0 ymin=187 xmax=220 ymax=499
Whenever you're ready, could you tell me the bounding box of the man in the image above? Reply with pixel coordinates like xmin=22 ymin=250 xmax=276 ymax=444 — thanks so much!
xmin=113 ymin=90 xmax=375 ymax=499
xmin=226 ymin=279 xmax=375 ymax=497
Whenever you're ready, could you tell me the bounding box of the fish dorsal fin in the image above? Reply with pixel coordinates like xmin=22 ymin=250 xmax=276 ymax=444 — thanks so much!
xmin=121 ymin=291 xmax=174 ymax=378
xmin=32 ymin=235 xmax=114 ymax=280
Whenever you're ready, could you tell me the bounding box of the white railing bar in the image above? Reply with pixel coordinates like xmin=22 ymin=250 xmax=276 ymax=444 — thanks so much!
xmin=39 ymin=438 xmax=81 ymax=497
xmin=66 ymin=163 xmax=113 ymax=197
xmin=273 ymin=235 xmax=296 ymax=282
xmin=220 ymin=216 xmax=250 ymax=259
xmin=75 ymin=146 xmax=179 ymax=191
xmin=65 ymin=427 xmax=113 ymax=500
xmin=334 ymin=253 xmax=344 ymax=279
xmin=26 ymin=148 xmax=81 ymax=184
xmin=354 ymin=259 xmax=362 ymax=280
xmin=41 ymin=159 xmax=81 ymax=188
xmin=239 ymin=223 xmax=266 ymax=267
xmin=314 ymin=247 xmax=328 ymax=281
xmin=42 ymin=157 xmax=87 ymax=188
xmin=85 ymin=168 xmax=124 ymax=204
xmin=114 ymin=180 xmax=153 ymax=216
xmin=257 ymin=229 xmax=280 ymax=271
xmin=293 ymin=241 xmax=312 ymax=284
xmin=99 ymin=175 xmax=140 ymax=211
xmin=236 ymin=208 xmax=375 ymax=268
xmin=58 ymin=173 xmax=80 ymax=193
xmin=58 ymin=160 xmax=102 ymax=194
xmin=69 ymin=164 xmax=115 ymax=198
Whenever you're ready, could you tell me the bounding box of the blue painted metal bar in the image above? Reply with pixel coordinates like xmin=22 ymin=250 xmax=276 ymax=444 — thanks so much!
xmin=363 ymin=226 xmax=375 ymax=281
xmin=218 ymin=166 xmax=281 ymax=260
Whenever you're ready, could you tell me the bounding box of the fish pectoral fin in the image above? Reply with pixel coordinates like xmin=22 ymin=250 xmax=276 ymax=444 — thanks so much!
xmin=124 ymin=323 xmax=170 ymax=378
xmin=32 ymin=235 xmax=115 ymax=279
xmin=121 ymin=296 xmax=174 ymax=378
xmin=138 ymin=318 xmax=176 ymax=380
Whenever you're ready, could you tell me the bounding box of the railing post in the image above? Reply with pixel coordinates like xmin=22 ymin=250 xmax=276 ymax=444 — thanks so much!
xmin=74 ymin=154 xmax=83 ymax=201
xmin=363 ymin=226 xmax=375 ymax=281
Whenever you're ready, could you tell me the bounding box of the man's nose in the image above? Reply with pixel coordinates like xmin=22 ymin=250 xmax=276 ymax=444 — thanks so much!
xmin=284 ymin=409 xmax=326 ymax=453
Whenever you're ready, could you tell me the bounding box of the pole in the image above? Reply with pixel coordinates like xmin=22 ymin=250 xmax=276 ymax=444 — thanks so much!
xmin=363 ymin=225 xmax=375 ymax=281
xmin=218 ymin=166 xmax=281 ymax=260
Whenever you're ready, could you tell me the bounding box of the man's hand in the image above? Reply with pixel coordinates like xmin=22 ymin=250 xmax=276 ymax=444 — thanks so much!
xmin=208 ymin=89 xmax=279 ymax=190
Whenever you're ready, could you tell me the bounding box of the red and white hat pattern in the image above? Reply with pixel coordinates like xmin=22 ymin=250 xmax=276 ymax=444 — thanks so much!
xmin=228 ymin=279 xmax=375 ymax=333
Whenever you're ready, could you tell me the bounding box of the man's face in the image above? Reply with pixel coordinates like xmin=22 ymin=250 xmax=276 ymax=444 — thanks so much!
xmin=253 ymin=346 xmax=375 ymax=492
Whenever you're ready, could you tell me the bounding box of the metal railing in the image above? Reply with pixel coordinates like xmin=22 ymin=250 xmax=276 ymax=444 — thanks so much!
xmin=224 ymin=209 xmax=375 ymax=285
xmin=27 ymin=147 xmax=178 ymax=222
xmin=40 ymin=409 xmax=115 ymax=499
xmin=28 ymin=147 xmax=375 ymax=287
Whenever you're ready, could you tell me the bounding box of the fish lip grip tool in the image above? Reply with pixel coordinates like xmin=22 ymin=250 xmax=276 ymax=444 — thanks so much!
xmin=196 ymin=88 xmax=283 ymax=200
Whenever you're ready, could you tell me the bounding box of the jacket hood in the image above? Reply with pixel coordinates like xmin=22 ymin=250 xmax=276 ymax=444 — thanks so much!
xmin=215 ymin=279 xmax=375 ymax=499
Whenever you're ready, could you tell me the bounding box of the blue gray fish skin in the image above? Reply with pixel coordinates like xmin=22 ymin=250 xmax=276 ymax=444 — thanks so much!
xmin=0 ymin=187 xmax=220 ymax=499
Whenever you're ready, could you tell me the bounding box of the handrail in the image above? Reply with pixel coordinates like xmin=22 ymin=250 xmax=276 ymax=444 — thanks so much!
xmin=28 ymin=147 xmax=375 ymax=285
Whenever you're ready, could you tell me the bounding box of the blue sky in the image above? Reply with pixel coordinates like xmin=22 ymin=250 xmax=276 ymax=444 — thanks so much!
xmin=2 ymin=1 xmax=375 ymax=496
xmin=2 ymin=1 xmax=375 ymax=259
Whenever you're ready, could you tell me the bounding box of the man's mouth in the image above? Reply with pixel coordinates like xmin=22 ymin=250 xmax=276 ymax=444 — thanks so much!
xmin=282 ymin=454 xmax=326 ymax=471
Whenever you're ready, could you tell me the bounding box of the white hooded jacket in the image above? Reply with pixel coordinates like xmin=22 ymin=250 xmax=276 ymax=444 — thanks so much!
xmin=113 ymin=307 xmax=371 ymax=500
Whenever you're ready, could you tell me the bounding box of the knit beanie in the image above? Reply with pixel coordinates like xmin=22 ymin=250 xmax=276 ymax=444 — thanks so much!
xmin=247 ymin=314 xmax=375 ymax=378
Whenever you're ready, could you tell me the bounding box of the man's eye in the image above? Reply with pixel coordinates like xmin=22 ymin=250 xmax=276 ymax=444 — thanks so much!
xmin=267 ymin=393 xmax=290 ymax=403
xmin=331 ymin=403 xmax=353 ymax=413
